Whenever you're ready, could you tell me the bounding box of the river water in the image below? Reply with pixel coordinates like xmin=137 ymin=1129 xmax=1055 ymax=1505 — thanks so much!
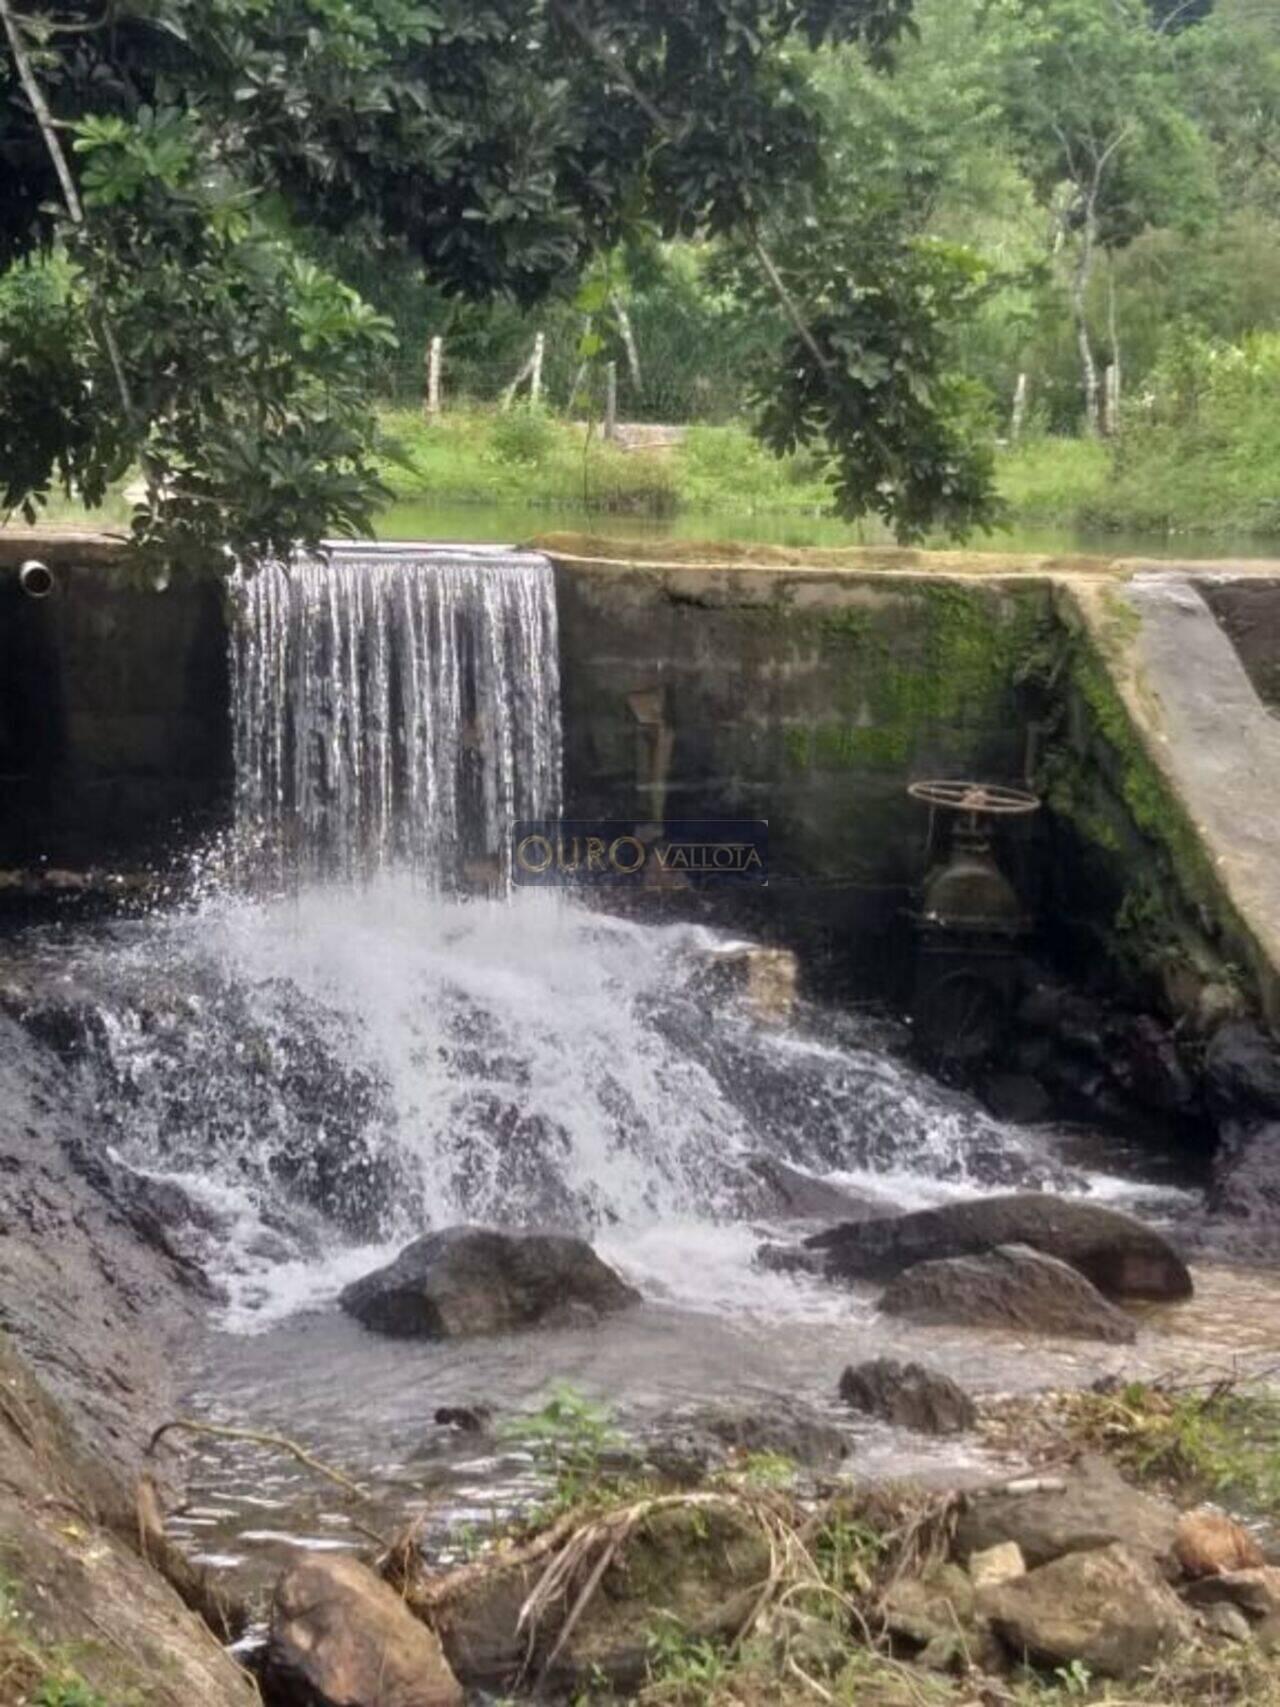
xmin=376 ymin=497 xmax=1280 ymax=560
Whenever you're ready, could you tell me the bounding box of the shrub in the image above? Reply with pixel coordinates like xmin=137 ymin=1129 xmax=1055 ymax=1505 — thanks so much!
xmin=489 ymin=405 xmax=558 ymax=468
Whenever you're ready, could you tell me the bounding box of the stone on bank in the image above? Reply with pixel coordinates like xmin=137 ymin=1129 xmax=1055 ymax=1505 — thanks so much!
xmin=267 ymin=1552 xmax=463 ymax=1707
xmin=978 ymin=1542 xmax=1192 ymax=1678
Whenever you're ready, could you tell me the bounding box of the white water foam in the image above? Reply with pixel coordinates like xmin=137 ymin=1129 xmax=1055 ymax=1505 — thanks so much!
xmin=22 ymin=874 xmax=1184 ymax=1331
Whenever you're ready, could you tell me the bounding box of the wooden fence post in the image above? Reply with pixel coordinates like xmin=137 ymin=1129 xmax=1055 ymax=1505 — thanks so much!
xmin=1010 ymin=371 xmax=1029 ymax=444
xmin=530 ymin=332 xmax=545 ymax=408
xmin=604 ymin=361 xmax=618 ymax=441
xmin=425 ymin=335 xmax=442 ymax=418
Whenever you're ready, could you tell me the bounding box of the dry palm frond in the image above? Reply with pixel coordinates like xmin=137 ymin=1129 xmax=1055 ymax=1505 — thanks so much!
xmin=512 ymin=1485 xmax=941 ymax=1695
xmin=512 ymin=1490 xmax=810 ymax=1689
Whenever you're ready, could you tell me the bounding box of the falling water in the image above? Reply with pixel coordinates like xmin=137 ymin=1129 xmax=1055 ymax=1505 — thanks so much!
xmin=230 ymin=545 xmax=562 ymax=884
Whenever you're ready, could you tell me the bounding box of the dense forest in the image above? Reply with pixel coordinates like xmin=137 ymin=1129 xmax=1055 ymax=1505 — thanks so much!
xmin=355 ymin=0 xmax=1280 ymax=541
xmin=2 ymin=0 xmax=1280 ymax=550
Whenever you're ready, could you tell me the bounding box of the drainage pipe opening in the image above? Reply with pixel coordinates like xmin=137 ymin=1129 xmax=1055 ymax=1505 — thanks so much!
xmin=18 ymin=560 xmax=55 ymax=599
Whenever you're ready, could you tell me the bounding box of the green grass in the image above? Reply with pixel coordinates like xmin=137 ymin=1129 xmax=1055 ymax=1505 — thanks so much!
xmin=377 ymin=404 xmax=680 ymax=514
xmin=998 ymin=334 xmax=1280 ymax=541
xmin=11 ymin=387 xmax=1278 ymax=545
xmin=500 ymin=1384 xmax=628 ymax=1512
xmin=0 ymin=1574 xmax=116 ymax=1707
xmin=1061 ymin=1381 xmax=1280 ymax=1516
xmin=995 ymin=436 xmax=1111 ymax=525
xmin=379 ymin=405 xmax=1280 ymax=543
xmin=376 ymin=407 xmax=836 ymax=519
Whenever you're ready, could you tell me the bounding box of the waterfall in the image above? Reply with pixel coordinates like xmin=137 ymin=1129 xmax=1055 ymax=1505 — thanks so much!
xmin=0 ymin=541 xmax=1175 ymax=1333
xmin=230 ymin=545 xmax=562 ymax=885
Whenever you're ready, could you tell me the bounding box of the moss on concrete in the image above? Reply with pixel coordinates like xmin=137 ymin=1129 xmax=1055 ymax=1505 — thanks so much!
xmin=777 ymin=581 xmax=1051 ymax=778
xmin=1039 ymin=587 xmax=1256 ymax=1008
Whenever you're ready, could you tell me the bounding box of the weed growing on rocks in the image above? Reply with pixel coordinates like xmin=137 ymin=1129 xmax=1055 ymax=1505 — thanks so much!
xmin=1061 ymin=1381 xmax=1280 ymax=1514
xmin=501 ymin=1385 xmax=629 ymax=1512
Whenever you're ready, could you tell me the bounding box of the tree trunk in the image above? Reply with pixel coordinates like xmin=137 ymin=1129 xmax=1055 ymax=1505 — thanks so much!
xmin=614 ymin=298 xmax=642 ymax=392
xmin=500 ymin=340 xmax=537 ymax=410
xmin=1072 ymin=210 xmax=1101 ymax=437
xmin=1103 ymin=261 xmax=1122 ymax=438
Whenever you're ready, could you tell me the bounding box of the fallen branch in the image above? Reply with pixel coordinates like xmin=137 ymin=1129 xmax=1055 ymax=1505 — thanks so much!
xmin=135 ymin=1473 xmax=247 ymax=1643
xmin=146 ymin=1417 xmax=369 ymax=1500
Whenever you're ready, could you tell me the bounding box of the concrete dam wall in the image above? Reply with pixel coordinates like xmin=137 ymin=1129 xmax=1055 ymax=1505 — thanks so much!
xmin=2 ymin=527 xmax=1279 ymax=1029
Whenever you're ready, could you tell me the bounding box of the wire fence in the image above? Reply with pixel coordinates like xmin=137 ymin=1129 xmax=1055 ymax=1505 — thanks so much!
xmin=372 ymin=329 xmax=756 ymax=426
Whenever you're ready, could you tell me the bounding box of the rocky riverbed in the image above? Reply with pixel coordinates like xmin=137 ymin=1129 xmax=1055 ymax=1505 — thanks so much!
xmin=4 ymin=892 xmax=1280 ymax=1705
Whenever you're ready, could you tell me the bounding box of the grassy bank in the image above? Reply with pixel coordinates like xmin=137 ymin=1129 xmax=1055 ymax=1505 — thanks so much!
xmin=13 ymin=389 xmax=1276 ymax=546
xmin=377 ymin=407 xmax=839 ymax=518
xmin=379 ymin=379 xmax=1280 ymax=543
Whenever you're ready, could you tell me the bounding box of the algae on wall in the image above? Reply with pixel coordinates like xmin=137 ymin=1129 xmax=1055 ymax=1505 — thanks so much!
xmin=552 ymin=556 xmax=1056 ymax=981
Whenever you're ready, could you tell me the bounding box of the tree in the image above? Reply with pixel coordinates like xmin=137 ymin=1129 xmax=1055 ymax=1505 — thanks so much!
xmin=1177 ymin=0 xmax=1280 ymax=216
xmin=989 ymin=0 xmax=1213 ymax=434
xmin=0 ymin=0 xmax=1003 ymax=564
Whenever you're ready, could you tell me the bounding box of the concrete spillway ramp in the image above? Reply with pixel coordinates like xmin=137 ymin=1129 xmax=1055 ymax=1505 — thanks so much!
xmin=1063 ymin=570 xmax=1280 ymax=1026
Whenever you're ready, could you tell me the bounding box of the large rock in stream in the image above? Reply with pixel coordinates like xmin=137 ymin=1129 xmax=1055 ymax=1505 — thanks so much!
xmin=879 ymin=1244 xmax=1138 ymax=1343
xmin=1207 ymin=1120 xmax=1280 ymax=1252
xmin=805 ymin=1192 xmax=1192 ymax=1300
xmin=339 ymin=1226 xmax=640 ymax=1338
xmin=838 ymin=1357 xmax=976 ymax=1435
xmin=1202 ymin=1023 xmax=1280 ymax=1251
xmin=1205 ymin=1020 xmax=1280 ymax=1120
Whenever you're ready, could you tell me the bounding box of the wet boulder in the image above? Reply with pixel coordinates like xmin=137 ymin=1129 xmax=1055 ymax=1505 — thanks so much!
xmin=981 ymin=1073 xmax=1052 ymax=1125
xmin=736 ymin=1154 xmax=890 ymax=1222
xmin=879 ymin=1244 xmax=1138 ymax=1344
xmin=1205 ymin=1021 xmax=1280 ymax=1121
xmin=1110 ymin=1015 xmax=1196 ymax=1116
xmin=838 ymin=1357 xmax=976 ymax=1436
xmin=339 ymin=1226 xmax=639 ymax=1339
xmin=806 ymin=1193 xmax=1192 ymax=1301
xmin=647 ymin=1396 xmax=849 ymax=1480
xmin=267 ymin=1553 xmax=464 ymax=1707
xmin=955 ymin=1454 xmax=1180 ymax=1573
xmin=1207 ymin=1120 xmax=1280 ymax=1252
xmin=979 ymin=1543 xmax=1191 ymax=1678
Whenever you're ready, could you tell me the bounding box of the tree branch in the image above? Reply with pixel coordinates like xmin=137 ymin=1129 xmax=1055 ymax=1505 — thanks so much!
xmin=549 ymin=0 xmax=834 ymax=379
xmin=0 ymin=0 xmax=84 ymax=219
xmin=1 ymin=0 xmax=136 ymax=421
